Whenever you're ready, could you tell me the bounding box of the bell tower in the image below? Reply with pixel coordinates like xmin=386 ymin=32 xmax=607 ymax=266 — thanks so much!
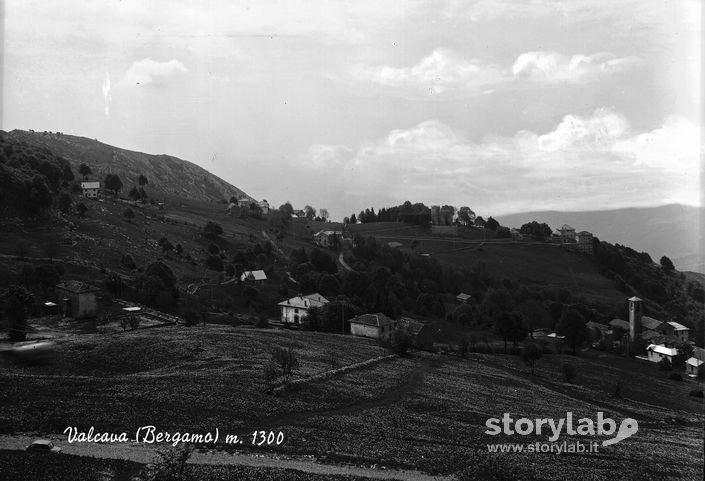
xmin=628 ymin=296 xmax=643 ymax=342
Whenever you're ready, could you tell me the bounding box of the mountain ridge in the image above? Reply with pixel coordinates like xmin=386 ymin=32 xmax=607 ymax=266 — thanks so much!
xmin=4 ymin=129 xmax=252 ymax=204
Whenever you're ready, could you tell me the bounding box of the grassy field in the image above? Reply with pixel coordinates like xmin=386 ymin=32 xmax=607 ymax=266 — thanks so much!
xmin=0 ymin=325 xmax=702 ymax=479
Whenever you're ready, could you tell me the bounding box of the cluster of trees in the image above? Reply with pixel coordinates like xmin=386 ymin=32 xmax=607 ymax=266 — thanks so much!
xmin=0 ymin=135 xmax=75 ymax=215
xmin=343 ymin=201 xmax=502 ymax=231
xmin=519 ymin=221 xmax=552 ymax=240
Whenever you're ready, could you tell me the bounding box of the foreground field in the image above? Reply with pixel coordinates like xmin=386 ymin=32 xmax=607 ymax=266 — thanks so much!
xmin=0 ymin=325 xmax=703 ymax=480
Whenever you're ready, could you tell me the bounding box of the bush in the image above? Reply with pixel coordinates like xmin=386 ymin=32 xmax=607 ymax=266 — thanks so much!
xmin=255 ymin=316 xmax=269 ymax=329
xmin=689 ymin=389 xmax=704 ymax=398
xmin=562 ymin=363 xmax=577 ymax=383
xmin=271 ymin=347 xmax=299 ymax=384
xmin=122 ymin=254 xmax=136 ymax=269
xmin=139 ymin=444 xmax=194 ymax=481
xmin=668 ymin=373 xmax=683 ymax=382
xmin=391 ymin=328 xmax=412 ymax=356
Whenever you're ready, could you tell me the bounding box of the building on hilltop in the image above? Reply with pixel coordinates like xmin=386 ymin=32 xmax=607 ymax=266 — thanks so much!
xmin=81 ymin=181 xmax=100 ymax=199
xmin=56 ymin=281 xmax=99 ymax=319
xmin=557 ymin=224 xmax=576 ymax=243
xmin=278 ymin=293 xmax=328 ymax=325
xmin=576 ymin=231 xmax=593 ymax=253
xmin=313 ymin=230 xmax=342 ymax=248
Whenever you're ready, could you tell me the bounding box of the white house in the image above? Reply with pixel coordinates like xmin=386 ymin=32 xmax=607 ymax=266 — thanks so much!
xmin=646 ymin=344 xmax=678 ymax=363
xmin=240 ymin=270 xmax=267 ymax=284
xmin=349 ymin=313 xmax=395 ymax=342
xmin=557 ymin=224 xmax=576 ymax=242
xmin=277 ymin=293 xmax=328 ymax=325
xmin=258 ymin=200 xmax=270 ymax=215
xmin=81 ymin=181 xmax=100 ymax=198
xmin=313 ymin=230 xmax=342 ymax=248
xmin=685 ymin=357 xmax=704 ymax=377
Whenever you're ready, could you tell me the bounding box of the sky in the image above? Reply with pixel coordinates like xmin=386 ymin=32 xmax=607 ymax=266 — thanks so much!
xmin=2 ymin=0 xmax=702 ymax=220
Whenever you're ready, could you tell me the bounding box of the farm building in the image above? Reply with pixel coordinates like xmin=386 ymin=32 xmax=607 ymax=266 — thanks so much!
xmin=397 ymin=317 xmax=434 ymax=350
xmin=349 ymin=313 xmax=395 ymax=342
xmin=685 ymin=357 xmax=704 ymax=377
xmin=313 ymin=230 xmax=342 ymax=248
xmin=55 ymin=281 xmax=99 ymax=319
xmin=645 ymin=344 xmax=678 ymax=363
xmin=456 ymin=293 xmax=472 ymax=304
xmin=240 ymin=270 xmax=267 ymax=284
xmin=80 ymin=181 xmax=100 ymax=198
xmin=278 ymin=293 xmax=328 ymax=326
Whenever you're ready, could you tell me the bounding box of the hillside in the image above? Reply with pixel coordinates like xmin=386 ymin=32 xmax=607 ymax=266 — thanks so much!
xmin=3 ymin=130 xmax=251 ymax=203
xmin=497 ymin=205 xmax=705 ymax=273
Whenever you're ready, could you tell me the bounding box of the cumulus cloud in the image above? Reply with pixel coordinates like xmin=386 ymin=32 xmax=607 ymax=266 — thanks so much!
xmin=305 ymin=110 xmax=701 ymax=215
xmin=101 ymin=72 xmax=112 ymax=116
xmin=125 ymin=58 xmax=188 ymax=85
xmin=359 ymin=49 xmax=506 ymax=94
xmin=512 ymin=51 xmax=642 ymax=83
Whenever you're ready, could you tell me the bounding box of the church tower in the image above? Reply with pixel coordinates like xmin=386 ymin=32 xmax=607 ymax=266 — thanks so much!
xmin=628 ymin=296 xmax=643 ymax=342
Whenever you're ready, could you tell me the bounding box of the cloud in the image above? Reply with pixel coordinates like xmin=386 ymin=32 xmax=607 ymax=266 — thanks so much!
xmin=358 ymin=49 xmax=506 ymax=94
xmin=101 ymin=72 xmax=112 ymax=116
xmin=305 ymin=110 xmax=702 ymax=216
xmin=512 ymin=51 xmax=642 ymax=83
xmin=124 ymin=59 xmax=188 ymax=85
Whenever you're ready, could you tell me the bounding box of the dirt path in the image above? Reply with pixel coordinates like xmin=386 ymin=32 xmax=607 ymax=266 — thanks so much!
xmin=338 ymin=252 xmax=355 ymax=272
xmin=0 ymin=435 xmax=450 ymax=480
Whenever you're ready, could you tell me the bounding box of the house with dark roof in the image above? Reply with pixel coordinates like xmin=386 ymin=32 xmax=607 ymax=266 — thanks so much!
xmin=576 ymin=231 xmax=593 ymax=253
xmin=55 ymin=281 xmax=100 ymax=319
xmin=277 ymin=293 xmax=328 ymax=325
xmin=312 ymin=230 xmax=342 ymax=248
xmin=397 ymin=317 xmax=434 ymax=350
xmin=349 ymin=313 xmax=395 ymax=342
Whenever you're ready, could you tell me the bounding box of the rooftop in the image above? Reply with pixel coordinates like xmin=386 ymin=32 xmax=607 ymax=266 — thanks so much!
xmin=349 ymin=313 xmax=395 ymax=328
xmin=56 ymin=280 xmax=99 ymax=294
xmin=241 ymin=270 xmax=267 ymax=281
xmin=278 ymin=293 xmax=329 ymax=309
xmin=666 ymin=321 xmax=689 ymax=331
xmin=647 ymin=344 xmax=678 ymax=357
xmin=641 ymin=316 xmax=665 ymax=331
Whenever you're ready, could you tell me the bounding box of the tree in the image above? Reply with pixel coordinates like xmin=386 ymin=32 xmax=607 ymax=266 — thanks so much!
xmin=391 ymin=328 xmax=412 ymax=356
xmin=350 ymin=213 xmax=357 ymax=224
xmin=271 ymin=347 xmax=299 ymax=384
xmin=205 ymin=255 xmax=224 ymax=271
xmin=660 ymin=256 xmax=675 ymax=273
xmin=556 ymin=308 xmax=589 ymax=353
xmin=318 ymin=208 xmax=329 ymax=222
xmin=521 ymin=343 xmax=543 ymax=375
xmin=520 ymin=221 xmax=552 ymax=240
xmin=457 ymin=206 xmax=475 ymax=226
xmin=475 ymin=216 xmax=486 ymax=228
xmin=123 ymin=208 xmax=136 ymax=222
xmin=138 ymin=174 xmax=149 ymax=186
xmin=104 ymin=173 xmax=123 ymax=195
xmin=78 ymin=163 xmax=92 ymax=179
xmin=4 ymin=285 xmax=34 ymax=342
xmin=158 ymin=237 xmax=174 ymax=257
xmin=202 ymin=221 xmax=223 ymax=239
xmin=304 ymin=205 xmax=316 ymax=220
xmin=62 ymin=164 xmax=74 ymax=183
xmin=58 ymin=193 xmax=72 ymax=213
xmin=76 ymin=202 xmax=87 ymax=217
xmin=128 ymin=186 xmax=142 ymax=201
xmin=485 ymin=216 xmax=500 ymax=230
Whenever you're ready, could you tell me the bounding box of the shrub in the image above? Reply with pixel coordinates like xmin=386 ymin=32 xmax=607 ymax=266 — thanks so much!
xmin=689 ymin=389 xmax=704 ymax=398
xmin=122 ymin=254 xmax=136 ymax=269
xmin=562 ymin=363 xmax=577 ymax=383
xmin=139 ymin=444 xmax=194 ymax=481
xmin=668 ymin=373 xmax=683 ymax=382
xmin=255 ymin=316 xmax=269 ymax=329
xmin=271 ymin=347 xmax=299 ymax=384
xmin=520 ymin=342 xmax=542 ymax=375
xmin=457 ymin=338 xmax=469 ymax=358
xmin=391 ymin=328 xmax=412 ymax=356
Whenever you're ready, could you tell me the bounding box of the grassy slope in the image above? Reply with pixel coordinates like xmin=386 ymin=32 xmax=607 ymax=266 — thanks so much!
xmin=0 ymin=327 xmax=702 ymax=479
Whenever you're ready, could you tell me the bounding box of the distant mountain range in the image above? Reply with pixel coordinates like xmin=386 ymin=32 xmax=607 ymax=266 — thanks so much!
xmin=5 ymin=130 xmax=251 ymax=203
xmin=498 ymin=204 xmax=705 ymax=273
